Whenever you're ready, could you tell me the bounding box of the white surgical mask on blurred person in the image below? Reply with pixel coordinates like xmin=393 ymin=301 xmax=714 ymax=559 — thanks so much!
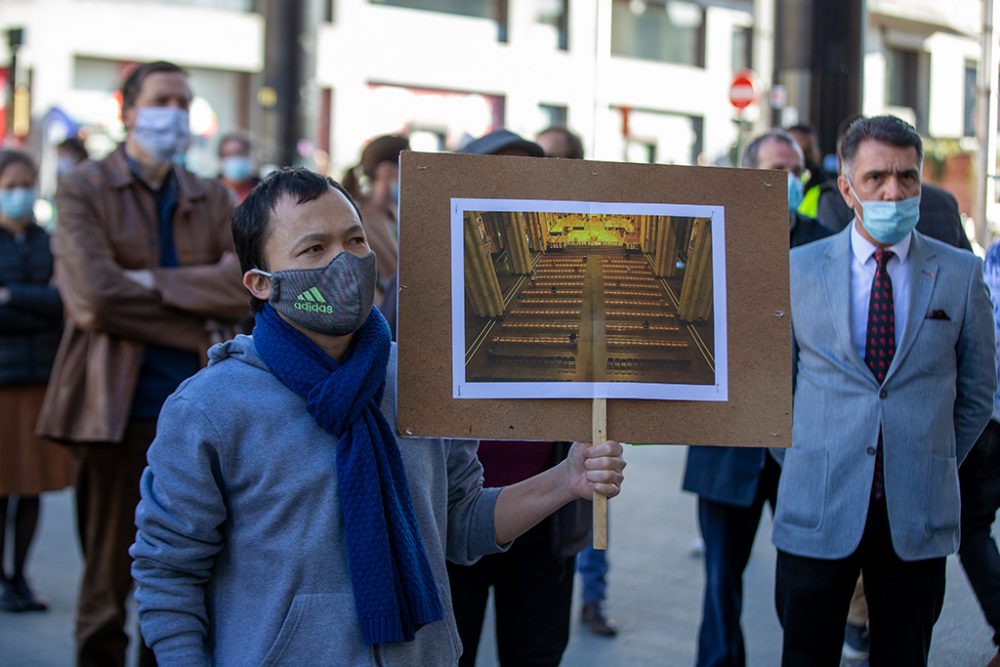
xmin=133 ymin=107 xmax=191 ymax=164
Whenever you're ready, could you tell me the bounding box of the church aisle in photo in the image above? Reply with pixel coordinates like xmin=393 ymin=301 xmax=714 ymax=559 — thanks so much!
xmin=462 ymin=211 xmax=716 ymax=386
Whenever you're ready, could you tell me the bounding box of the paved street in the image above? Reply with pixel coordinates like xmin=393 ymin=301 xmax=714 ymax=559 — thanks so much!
xmin=1 ymin=444 xmax=996 ymax=666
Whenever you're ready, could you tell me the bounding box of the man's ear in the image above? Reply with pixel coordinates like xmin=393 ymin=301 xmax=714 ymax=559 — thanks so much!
xmin=243 ymin=270 xmax=272 ymax=302
xmin=837 ymin=174 xmax=856 ymax=211
xmin=122 ymin=106 xmax=136 ymax=134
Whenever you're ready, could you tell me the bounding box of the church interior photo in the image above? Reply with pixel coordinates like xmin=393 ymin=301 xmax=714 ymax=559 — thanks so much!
xmin=461 ymin=209 xmax=718 ymax=387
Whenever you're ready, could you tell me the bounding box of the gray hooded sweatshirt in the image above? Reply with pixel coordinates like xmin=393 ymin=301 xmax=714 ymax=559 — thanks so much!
xmin=131 ymin=336 xmax=503 ymax=666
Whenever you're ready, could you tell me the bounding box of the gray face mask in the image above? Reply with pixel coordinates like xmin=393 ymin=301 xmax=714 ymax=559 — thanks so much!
xmin=252 ymin=251 xmax=377 ymax=336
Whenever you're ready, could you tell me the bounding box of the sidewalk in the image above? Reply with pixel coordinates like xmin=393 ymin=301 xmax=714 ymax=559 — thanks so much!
xmin=1 ymin=445 xmax=995 ymax=666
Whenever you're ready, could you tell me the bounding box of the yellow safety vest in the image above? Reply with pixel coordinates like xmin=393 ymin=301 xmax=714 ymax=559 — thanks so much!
xmin=797 ymin=184 xmax=821 ymax=219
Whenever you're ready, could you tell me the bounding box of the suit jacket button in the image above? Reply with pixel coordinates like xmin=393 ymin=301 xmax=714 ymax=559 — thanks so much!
xmin=866 ymin=446 xmax=876 ymax=455
xmin=879 ymin=389 xmax=887 ymax=398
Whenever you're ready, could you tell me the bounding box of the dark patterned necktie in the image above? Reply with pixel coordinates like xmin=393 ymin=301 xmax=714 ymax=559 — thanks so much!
xmin=865 ymin=249 xmax=895 ymax=501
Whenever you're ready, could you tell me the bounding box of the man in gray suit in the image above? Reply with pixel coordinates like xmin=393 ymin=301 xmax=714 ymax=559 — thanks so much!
xmin=772 ymin=115 xmax=996 ymax=667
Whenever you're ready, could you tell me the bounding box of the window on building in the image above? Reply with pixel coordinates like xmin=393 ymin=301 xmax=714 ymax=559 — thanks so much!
xmin=536 ymin=0 xmax=569 ymax=50
xmin=613 ymin=106 xmax=703 ymax=165
xmin=731 ymin=25 xmax=752 ymax=73
xmin=885 ymin=46 xmax=928 ymax=133
xmin=886 ymin=48 xmax=919 ymax=109
xmin=964 ymin=61 xmax=977 ymax=138
xmin=370 ymin=0 xmax=509 ymax=41
xmin=539 ymin=103 xmax=568 ymax=127
xmin=610 ymin=0 xmax=706 ymax=68
xmin=626 ymin=140 xmax=657 ymax=164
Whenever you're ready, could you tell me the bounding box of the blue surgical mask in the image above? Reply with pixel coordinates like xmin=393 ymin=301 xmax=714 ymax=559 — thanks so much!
xmin=787 ymin=172 xmax=804 ymax=213
xmin=132 ymin=107 xmax=191 ymax=164
xmin=848 ymin=180 xmax=920 ymax=245
xmin=0 ymin=188 xmax=36 ymax=220
xmin=222 ymin=156 xmax=254 ymax=184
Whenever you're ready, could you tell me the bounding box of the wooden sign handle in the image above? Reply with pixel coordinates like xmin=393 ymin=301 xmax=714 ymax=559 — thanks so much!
xmin=592 ymin=398 xmax=608 ymax=550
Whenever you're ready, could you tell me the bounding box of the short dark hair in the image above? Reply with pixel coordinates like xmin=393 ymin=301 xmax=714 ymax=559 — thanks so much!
xmin=218 ymin=132 xmax=252 ymax=158
xmin=741 ymin=129 xmax=802 ymax=168
xmin=839 ymin=115 xmax=923 ymax=175
xmin=121 ymin=61 xmax=188 ymax=111
xmin=231 ymin=167 xmax=362 ymax=312
xmin=537 ymin=125 xmax=585 ymax=159
xmin=0 ymin=149 xmax=37 ymax=182
xmin=57 ymin=137 xmax=88 ymax=162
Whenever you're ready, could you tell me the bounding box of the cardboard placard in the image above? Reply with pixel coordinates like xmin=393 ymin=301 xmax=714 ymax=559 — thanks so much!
xmin=396 ymin=151 xmax=791 ymax=447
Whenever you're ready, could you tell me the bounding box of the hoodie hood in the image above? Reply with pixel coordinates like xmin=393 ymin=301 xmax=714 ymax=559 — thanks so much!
xmin=207 ymin=334 xmax=270 ymax=372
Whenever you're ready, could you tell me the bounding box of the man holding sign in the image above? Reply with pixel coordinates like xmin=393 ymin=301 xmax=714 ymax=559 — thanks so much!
xmin=773 ymin=115 xmax=995 ymax=666
xmin=129 ymin=168 xmax=625 ymax=666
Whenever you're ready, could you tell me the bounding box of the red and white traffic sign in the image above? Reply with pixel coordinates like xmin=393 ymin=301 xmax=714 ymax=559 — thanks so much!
xmin=729 ymin=71 xmax=758 ymax=111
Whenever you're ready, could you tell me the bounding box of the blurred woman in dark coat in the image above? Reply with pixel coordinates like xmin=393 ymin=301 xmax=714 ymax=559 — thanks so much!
xmin=0 ymin=150 xmax=71 ymax=612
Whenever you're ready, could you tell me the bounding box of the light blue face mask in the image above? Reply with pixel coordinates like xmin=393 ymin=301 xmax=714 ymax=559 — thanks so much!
xmin=0 ymin=188 xmax=36 ymax=220
xmin=787 ymin=172 xmax=804 ymax=214
xmin=132 ymin=107 xmax=191 ymax=164
xmin=222 ymin=156 xmax=254 ymax=183
xmin=848 ymin=180 xmax=920 ymax=245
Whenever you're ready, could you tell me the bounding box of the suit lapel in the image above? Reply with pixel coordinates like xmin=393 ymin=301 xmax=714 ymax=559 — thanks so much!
xmin=822 ymin=229 xmax=875 ymax=382
xmin=885 ymin=233 xmax=938 ymax=383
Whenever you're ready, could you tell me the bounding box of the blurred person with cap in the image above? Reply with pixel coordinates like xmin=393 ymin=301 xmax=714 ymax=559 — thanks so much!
xmin=342 ymin=134 xmax=408 ymax=305
xmin=217 ymin=132 xmax=259 ymax=205
xmin=446 ymin=128 xmax=592 ymax=667
xmin=0 ymin=150 xmax=72 ymax=614
xmin=36 ymin=60 xmax=248 ymax=667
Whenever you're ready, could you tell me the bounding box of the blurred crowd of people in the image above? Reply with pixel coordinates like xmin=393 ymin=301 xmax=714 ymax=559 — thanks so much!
xmin=0 ymin=56 xmax=997 ymax=667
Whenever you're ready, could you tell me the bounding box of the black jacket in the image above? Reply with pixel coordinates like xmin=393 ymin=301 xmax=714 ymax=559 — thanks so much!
xmin=815 ymin=181 xmax=972 ymax=251
xmin=0 ymin=223 xmax=62 ymax=385
xmin=790 ymin=212 xmax=832 ymax=248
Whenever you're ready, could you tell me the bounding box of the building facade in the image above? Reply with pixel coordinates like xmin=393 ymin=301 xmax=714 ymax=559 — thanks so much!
xmin=0 ymin=0 xmax=263 ymax=191
xmin=0 ymin=0 xmax=997 ymax=243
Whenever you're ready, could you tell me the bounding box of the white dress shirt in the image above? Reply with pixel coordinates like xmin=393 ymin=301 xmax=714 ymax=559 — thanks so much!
xmin=850 ymin=222 xmax=913 ymax=361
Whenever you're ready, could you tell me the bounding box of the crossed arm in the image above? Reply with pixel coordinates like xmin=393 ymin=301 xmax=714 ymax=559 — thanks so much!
xmin=54 ymin=176 xmax=246 ymax=349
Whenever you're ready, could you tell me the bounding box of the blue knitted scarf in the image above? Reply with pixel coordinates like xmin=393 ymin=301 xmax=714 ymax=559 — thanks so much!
xmin=253 ymin=305 xmax=443 ymax=645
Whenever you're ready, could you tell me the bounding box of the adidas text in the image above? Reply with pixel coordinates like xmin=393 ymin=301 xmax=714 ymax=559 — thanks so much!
xmin=294 ymin=302 xmax=333 ymax=314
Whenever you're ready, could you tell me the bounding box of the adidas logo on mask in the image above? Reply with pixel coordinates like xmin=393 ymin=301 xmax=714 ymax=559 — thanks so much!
xmin=294 ymin=287 xmax=334 ymax=313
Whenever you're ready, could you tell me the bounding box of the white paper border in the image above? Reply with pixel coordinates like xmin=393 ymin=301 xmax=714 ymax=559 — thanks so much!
xmin=451 ymin=198 xmax=728 ymax=401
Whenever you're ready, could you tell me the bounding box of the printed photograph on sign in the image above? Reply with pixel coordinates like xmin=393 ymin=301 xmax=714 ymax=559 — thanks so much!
xmin=451 ymin=198 xmax=728 ymax=400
